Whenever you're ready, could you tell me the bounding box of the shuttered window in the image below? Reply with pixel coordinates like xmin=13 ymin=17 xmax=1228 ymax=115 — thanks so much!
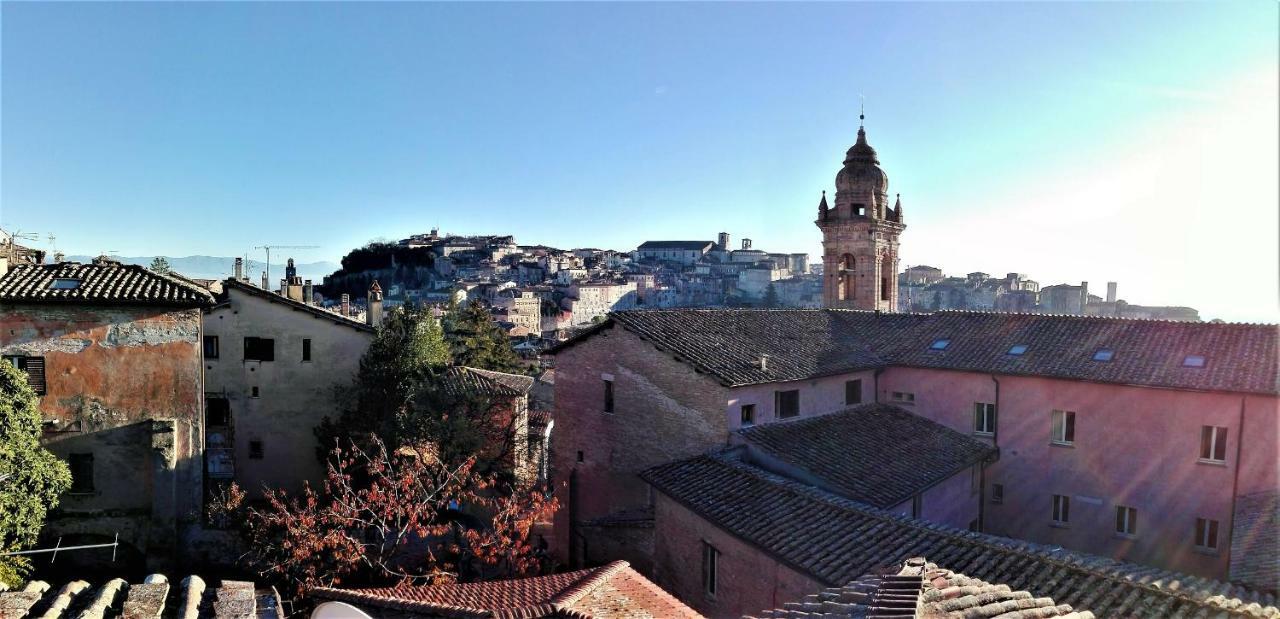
xmin=5 ymin=356 xmax=46 ymax=395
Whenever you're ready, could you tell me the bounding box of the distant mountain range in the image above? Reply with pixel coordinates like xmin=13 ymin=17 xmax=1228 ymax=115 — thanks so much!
xmin=65 ymin=255 xmax=341 ymax=284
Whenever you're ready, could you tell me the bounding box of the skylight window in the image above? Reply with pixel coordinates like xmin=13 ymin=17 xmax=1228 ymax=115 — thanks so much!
xmin=1008 ymin=344 xmax=1028 ymax=356
xmin=929 ymin=339 xmax=951 ymax=351
xmin=1182 ymin=355 xmax=1206 ymax=368
xmin=49 ymin=278 xmax=81 ymax=290
xmin=1093 ymin=348 xmax=1114 ymax=362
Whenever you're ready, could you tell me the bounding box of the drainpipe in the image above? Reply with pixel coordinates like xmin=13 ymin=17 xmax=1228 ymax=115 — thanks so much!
xmin=873 ymin=368 xmax=885 ymax=404
xmin=989 ymin=375 xmax=1001 ymax=452
xmin=1226 ymin=397 xmax=1246 ymax=574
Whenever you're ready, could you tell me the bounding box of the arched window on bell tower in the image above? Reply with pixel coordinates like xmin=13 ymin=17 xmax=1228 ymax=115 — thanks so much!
xmin=838 ymin=254 xmax=856 ymax=301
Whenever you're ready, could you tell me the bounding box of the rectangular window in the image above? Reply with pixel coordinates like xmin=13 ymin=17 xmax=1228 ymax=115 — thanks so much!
xmin=892 ymin=391 xmax=915 ymax=403
xmin=881 ymin=278 xmax=890 ymax=300
xmin=991 ymin=483 xmax=1004 ymax=504
xmin=1116 ymin=505 xmax=1137 ymax=536
xmin=603 ymin=379 xmax=614 ymax=413
xmin=1051 ymin=410 xmax=1076 ymax=445
xmin=1195 ymin=517 xmax=1219 ymax=550
xmin=69 ymin=453 xmax=94 ymax=493
xmin=4 ymin=356 xmax=47 ymax=396
xmin=206 ymin=398 xmax=231 ymax=426
xmin=845 ymin=379 xmax=862 ymax=406
xmin=1199 ymin=426 xmax=1228 ymax=462
xmin=302 ymin=338 xmax=312 ymax=362
xmin=251 ymin=386 xmax=259 ymax=398
xmin=576 ymin=450 xmax=584 ymax=463
xmin=974 ymin=402 xmax=996 ymax=435
xmin=740 ymin=404 xmax=756 ymax=427
xmin=1007 ymin=344 xmax=1028 ymax=356
xmin=203 ymin=335 xmax=220 ymax=359
xmin=243 ymin=337 xmax=275 ymax=362
xmin=1052 ymin=494 xmax=1070 ymax=524
xmin=775 ymin=389 xmax=800 ymax=419
xmin=248 ymin=440 xmax=264 ymax=459
xmin=701 ymin=542 xmax=719 ymax=597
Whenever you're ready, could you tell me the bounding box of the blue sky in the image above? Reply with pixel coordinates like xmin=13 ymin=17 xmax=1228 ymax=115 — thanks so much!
xmin=2 ymin=2 xmax=1276 ymax=321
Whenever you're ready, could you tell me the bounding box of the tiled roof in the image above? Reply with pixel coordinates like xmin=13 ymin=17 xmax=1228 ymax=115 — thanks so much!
xmin=737 ymin=404 xmax=996 ymax=508
xmin=636 ymin=241 xmax=715 ymax=251
xmin=528 ymin=410 xmax=553 ymax=430
xmin=749 ymin=558 xmax=1097 ymax=619
xmin=549 ymin=309 xmax=1279 ymax=395
xmin=220 ymin=278 xmax=374 ymax=332
xmin=443 ymin=367 xmax=535 ymax=398
xmin=1230 ymin=491 xmax=1280 ymax=594
xmin=0 ymin=573 xmax=279 ymax=618
xmin=0 ymin=260 xmax=215 ymax=307
xmin=309 ymin=560 xmax=703 ymax=618
xmin=641 ymin=451 xmax=1280 ymax=618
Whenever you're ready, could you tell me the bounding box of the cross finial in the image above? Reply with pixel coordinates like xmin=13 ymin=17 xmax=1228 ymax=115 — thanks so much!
xmin=859 ymin=94 xmax=865 ymax=127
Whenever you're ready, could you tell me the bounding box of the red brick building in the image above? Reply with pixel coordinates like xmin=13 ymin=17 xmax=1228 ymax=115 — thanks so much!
xmin=548 ymin=309 xmax=1277 ymax=587
xmin=0 ymin=257 xmax=215 ymax=572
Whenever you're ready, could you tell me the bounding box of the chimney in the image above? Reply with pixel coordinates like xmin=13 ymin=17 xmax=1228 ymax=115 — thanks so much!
xmin=234 ymin=257 xmax=244 ymax=281
xmin=340 ymin=293 xmax=351 ymax=317
xmin=1080 ymin=281 xmax=1089 ymax=311
xmin=758 ymin=354 xmax=769 ymax=371
xmin=367 ymin=280 xmax=384 ymax=328
xmin=1106 ymin=282 xmax=1118 ymax=304
xmin=53 ymin=252 xmax=65 ymax=263
xmin=742 ymin=238 xmax=753 ymax=250
xmin=261 ymin=271 xmax=268 ymax=290
xmin=0 ymin=256 xmax=8 ymax=276
xmin=303 ymin=279 xmax=314 ymax=305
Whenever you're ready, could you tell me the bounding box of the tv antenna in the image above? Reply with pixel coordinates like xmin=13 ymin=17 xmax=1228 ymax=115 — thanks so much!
xmin=254 ymin=244 xmax=319 ymax=287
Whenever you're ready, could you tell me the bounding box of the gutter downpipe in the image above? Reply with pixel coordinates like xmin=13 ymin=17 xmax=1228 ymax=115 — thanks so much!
xmin=1226 ymin=397 xmax=1246 ymax=574
xmin=874 ymin=368 xmax=886 ymax=404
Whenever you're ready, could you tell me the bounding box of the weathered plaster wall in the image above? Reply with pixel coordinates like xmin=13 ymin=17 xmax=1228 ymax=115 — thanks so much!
xmin=727 ymin=370 xmax=875 ymax=429
xmin=651 ymin=492 xmax=823 ymax=619
xmin=551 ymin=327 xmax=730 ymax=567
xmin=878 ymin=366 xmax=1280 ymax=579
xmin=0 ymin=304 xmax=204 ymax=568
xmin=203 ymin=289 xmax=372 ymax=497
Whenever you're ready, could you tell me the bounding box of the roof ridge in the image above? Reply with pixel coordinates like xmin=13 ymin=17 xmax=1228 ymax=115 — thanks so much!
xmin=695 ymin=453 xmax=1274 ymax=615
xmin=548 ymin=560 xmax=631 ymax=610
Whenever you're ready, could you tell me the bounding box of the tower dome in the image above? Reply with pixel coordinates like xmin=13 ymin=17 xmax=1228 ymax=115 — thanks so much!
xmin=834 ymin=122 xmax=890 ymax=217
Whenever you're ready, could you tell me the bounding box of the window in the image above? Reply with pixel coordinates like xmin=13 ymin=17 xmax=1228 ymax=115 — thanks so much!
xmin=4 ymin=355 xmax=46 ymax=395
xmin=49 ymin=278 xmax=81 ymax=290
xmin=991 ymin=483 xmax=1004 ymax=504
xmin=69 ymin=453 xmax=94 ymax=493
xmin=1116 ymin=505 xmax=1137 ymax=536
xmin=881 ymin=278 xmax=890 ymax=301
xmin=845 ymin=379 xmax=862 ymax=406
xmin=740 ymin=404 xmax=756 ymax=427
xmin=603 ymin=379 xmax=614 ymax=413
xmin=853 ymin=204 xmax=866 ymax=217
xmin=701 ymin=542 xmax=719 ymax=597
xmin=1051 ymin=410 xmax=1076 ymax=445
xmin=1182 ymin=355 xmax=1206 ymax=368
xmin=251 ymin=386 xmax=259 ymax=398
xmin=206 ymin=398 xmax=231 ymax=426
xmin=1194 ymin=517 xmax=1219 ymax=550
xmin=1199 ymin=426 xmax=1228 ymax=462
xmin=892 ymin=391 xmax=915 ymax=404
xmin=1008 ymin=344 xmax=1028 ymax=356
xmin=775 ymin=389 xmax=800 ymax=419
xmin=576 ymin=450 xmax=584 ymax=463
xmin=248 ymin=440 xmax=264 ymax=459
xmin=1092 ymin=348 xmax=1114 ymax=362
xmin=1052 ymin=494 xmax=1070 ymax=525
xmin=203 ymin=335 xmax=219 ymax=359
xmin=974 ymin=402 xmax=996 ymax=435
xmin=302 ymin=338 xmax=312 ymax=362
xmin=929 ymin=338 xmax=951 ymax=350
xmin=244 ymin=337 xmax=275 ymax=361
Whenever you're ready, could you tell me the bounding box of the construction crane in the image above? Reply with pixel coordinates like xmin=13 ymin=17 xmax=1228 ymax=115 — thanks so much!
xmin=254 ymin=244 xmax=319 ymax=289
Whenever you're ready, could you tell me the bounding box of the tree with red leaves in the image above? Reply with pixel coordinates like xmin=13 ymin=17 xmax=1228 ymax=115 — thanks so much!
xmin=210 ymin=435 xmax=556 ymax=597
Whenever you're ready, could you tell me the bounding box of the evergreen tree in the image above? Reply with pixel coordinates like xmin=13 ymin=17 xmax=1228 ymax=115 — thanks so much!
xmin=149 ymin=256 xmax=172 ymax=274
xmin=315 ymin=303 xmax=450 ymax=456
xmin=763 ymin=283 xmax=780 ymax=308
xmin=444 ymin=300 xmax=523 ymax=374
xmin=0 ymin=361 xmax=71 ymax=587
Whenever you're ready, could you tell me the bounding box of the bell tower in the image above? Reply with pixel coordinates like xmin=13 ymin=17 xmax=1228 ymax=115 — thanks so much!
xmin=815 ymin=113 xmax=905 ymax=311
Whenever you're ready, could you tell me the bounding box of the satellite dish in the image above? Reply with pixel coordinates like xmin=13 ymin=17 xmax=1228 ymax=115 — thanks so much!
xmin=311 ymin=601 xmax=375 ymax=619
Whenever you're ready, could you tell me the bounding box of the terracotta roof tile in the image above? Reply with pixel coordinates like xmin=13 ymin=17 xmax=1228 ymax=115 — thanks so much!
xmin=738 ymin=404 xmax=996 ymax=508
xmin=0 ymin=260 xmax=215 ymax=307
xmin=641 ymin=452 xmax=1279 ymax=618
xmin=0 ymin=573 xmax=278 ymax=618
xmin=549 ymin=309 xmax=1278 ymax=395
xmin=310 ymin=561 xmax=702 ymax=618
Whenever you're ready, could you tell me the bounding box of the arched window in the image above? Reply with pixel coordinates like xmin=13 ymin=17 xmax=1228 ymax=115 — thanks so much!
xmin=838 ymin=254 xmax=856 ymax=301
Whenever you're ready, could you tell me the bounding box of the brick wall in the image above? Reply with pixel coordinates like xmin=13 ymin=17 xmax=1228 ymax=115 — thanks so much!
xmin=551 ymin=326 xmax=730 ymax=567
xmin=651 ymin=492 xmax=824 ymax=619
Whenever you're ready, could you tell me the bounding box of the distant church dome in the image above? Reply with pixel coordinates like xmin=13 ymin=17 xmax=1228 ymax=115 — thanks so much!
xmin=834 ymin=122 xmax=889 ymax=211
